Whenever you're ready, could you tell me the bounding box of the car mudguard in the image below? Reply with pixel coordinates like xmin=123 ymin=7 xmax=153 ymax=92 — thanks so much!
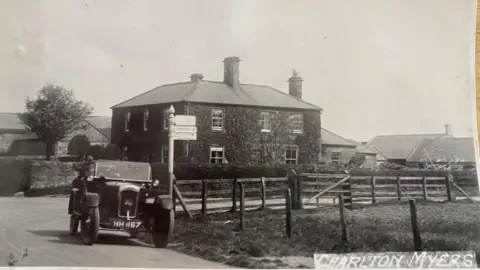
xmin=84 ymin=192 xmax=100 ymax=208
xmin=155 ymin=195 xmax=173 ymax=210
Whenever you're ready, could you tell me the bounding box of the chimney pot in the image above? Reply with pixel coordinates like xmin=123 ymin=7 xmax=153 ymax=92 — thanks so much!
xmin=288 ymin=68 xmax=303 ymax=99
xmin=190 ymin=73 xmax=204 ymax=82
xmin=223 ymin=56 xmax=241 ymax=89
xmin=444 ymin=124 xmax=452 ymax=136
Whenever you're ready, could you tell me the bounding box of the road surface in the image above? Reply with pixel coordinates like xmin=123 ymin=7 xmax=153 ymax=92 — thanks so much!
xmin=0 ymin=197 xmax=233 ymax=268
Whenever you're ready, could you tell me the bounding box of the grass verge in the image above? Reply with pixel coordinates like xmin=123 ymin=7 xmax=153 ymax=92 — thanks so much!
xmin=140 ymin=200 xmax=480 ymax=268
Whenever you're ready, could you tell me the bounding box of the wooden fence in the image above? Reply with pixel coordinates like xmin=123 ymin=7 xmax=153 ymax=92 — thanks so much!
xmin=173 ymin=172 xmax=478 ymax=214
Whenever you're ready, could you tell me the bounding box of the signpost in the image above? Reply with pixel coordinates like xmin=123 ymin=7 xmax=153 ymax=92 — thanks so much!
xmin=166 ymin=104 xmax=198 ymax=198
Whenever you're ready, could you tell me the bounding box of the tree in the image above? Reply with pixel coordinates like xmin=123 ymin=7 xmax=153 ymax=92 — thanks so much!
xmin=18 ymin=84 xmax=93 ymax=160
xmin=68 ymin=135 xmax=91 ymax=158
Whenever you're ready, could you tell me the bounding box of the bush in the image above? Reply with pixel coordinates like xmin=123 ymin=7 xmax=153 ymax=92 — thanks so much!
xmin=67 ymin=135 xmax=90 ymax=158
xmin=103 ymin=144 xmax=122 ymax=160
xmin=87 ymin=144 xmax=105 ymax=160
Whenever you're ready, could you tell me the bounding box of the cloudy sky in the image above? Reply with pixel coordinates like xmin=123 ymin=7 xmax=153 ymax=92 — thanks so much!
xmin=0 ymin=0 xmax=476 ymax=142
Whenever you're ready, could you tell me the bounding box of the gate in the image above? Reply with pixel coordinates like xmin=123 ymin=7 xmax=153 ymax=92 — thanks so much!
xmin=299 ymin=173 xmax=353 ymax=208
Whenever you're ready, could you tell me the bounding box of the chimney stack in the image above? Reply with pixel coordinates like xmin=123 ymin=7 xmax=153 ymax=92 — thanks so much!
xmin=223 ymin=56 xmax=241 ymax=89
xmin=288 ymin=69 xmax=303 ymax=99
xmin=445 ymin=124 xmax=452 ymax=136
xmin=190 ymin=73 xmax=204 ymax=82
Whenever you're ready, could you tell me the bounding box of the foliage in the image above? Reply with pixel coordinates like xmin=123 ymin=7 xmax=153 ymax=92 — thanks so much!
xmin=87 ymin=145 xmax=105 ymax=160
xmin=67 ymin=135 xmax=90 ymax=158
xmin=18 ymin=84 xmax=93 ymax=160
xmin=103 ymin=144 xmax=122 ymax=160
xmin=349 ymin=154 xmax=367 ymax=168
xmin=257 ymin=112 xmax=296 ymax=165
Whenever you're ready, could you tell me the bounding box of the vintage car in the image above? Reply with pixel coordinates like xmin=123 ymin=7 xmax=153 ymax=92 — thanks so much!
xmin=68 ymin=160 xmax=174 ymax=248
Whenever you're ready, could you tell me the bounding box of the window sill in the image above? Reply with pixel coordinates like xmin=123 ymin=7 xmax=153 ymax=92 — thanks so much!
xmin=292 ymin=130 xmax=303 ymax=134
xmin=261 ymin=129 xmax=271 ymax=133
xmin=211 ymin=128 xmax=224 ymax=132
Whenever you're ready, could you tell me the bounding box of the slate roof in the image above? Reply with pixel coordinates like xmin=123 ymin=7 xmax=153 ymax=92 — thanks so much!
xmin=111 ymin=81 xmax=322 ymax=111
xmin=0 ymin=113 xmax=111 ymax=140
xmin=84 ymin=116 xmax=111 ymax=140
xmin=321 ymin=128 xmax=357 ymax=147
xmin=366 ymin=133 xmax=453 ymax=160
xmin=0 ymin=113 xmax=25 ymax=131
xmin=348 ymin=139 xmax=378 ymax=155
xmin=406 ymin=137 xmax=475 ymax=163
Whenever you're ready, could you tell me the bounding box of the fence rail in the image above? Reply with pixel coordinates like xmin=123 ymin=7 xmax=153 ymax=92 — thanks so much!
xmin=172 ymin=172 xmax=478 ymax=214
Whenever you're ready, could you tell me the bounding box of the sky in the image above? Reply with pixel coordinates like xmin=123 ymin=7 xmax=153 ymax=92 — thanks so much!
xmin=0 ymin=0 xmax=477 ymax=142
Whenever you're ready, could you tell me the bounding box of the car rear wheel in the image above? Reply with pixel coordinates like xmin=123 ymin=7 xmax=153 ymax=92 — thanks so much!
xmin=80 ymin=207 xmax=100 ymax=245
xmin=69 ymin=215 xmax=79 ymax=235
xmin=152 ymin=209 xmax=174 ymax=248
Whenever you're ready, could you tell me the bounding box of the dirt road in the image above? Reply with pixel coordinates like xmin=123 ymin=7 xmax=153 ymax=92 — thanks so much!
xmin=0 ymin=197 xmax=232 ymax=268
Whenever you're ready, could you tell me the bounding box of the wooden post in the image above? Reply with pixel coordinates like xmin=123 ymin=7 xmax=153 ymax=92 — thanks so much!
xmin=409 ymin=199 xmax=423 ymax=251
xmin=445 ymin=174 xmax=454 ymax=201
xmin=396 ymin=176 xmax=402 ymax=201
xmin=371 ymin=176 xmax=376 ymax=204
xmin=296 ymin=173 xmax=303 ymax=209
xmin=230 ymin=178 xmax=237 ymax=213
xmin=422 ymin=176 xmax=428 ymax=200
xmin=260 ymin=177 xmax=266 ymax=210
xmin=285 ymin=188 xmax=293 ymax=238
xmin=201 ymin=179 xmax=207 ymax=218
xmin=338 ymin=194 xmax=349 ymax=253
xmin=239 ymin=183 xmax=245 ymax=231
xmin=288 ymin=170 xmax=298 ymax=210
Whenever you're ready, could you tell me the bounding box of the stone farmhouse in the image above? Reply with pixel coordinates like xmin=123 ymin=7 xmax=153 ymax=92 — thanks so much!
xmin=110 ymin=56 xmax=323 ymax=165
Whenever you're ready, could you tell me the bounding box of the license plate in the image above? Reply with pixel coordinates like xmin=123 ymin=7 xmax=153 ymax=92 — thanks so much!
xmin=112 ymin=220 xmax=142 ymax=229
xmin=145 ymin=197 xmax=155 ymax=204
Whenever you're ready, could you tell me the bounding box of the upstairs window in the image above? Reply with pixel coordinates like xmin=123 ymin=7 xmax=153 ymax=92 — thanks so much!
xmin=285 ymin=146 xmax=299 ymax=165
xmin=210 ymin=146 xmax=225 ymax=164
xmin=331 ymin=152 xmax=341 ymax=164
xmin=161 ymin=145 xmax=169 ymax=164
xmin=290 ymin=114 xmax=303 ymax=133
xmin=163 ymin=109 xmax=169 ymax=130
xmin=125 ymin=112 xmax=131 ymax=132
xmin=211 ymin=108 xmax=224 ymax=131
xmin=260 ymin=112 xmax=272 ymax=132
xmin=143 ymin=109 xmax=149 ymax=131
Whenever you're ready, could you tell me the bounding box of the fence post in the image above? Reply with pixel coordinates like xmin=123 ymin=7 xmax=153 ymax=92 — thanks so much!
xmin=287 ymin=170 xmax=298 ymax=210
xmin=201 ymin=179 xmax=207 ymax=219
xmin=422 ymin=176 xmax=427 ymax=200
xmin=260 ymin=177 xmax=266 ymax=210
xmin=230 ymin=178 xmax=237 ymax=213
xmin=396 ymin=176 xmax=402 ymax=201
xmin=296 ymin=173 xmax=303 ymax=209
xmin=239 ymin=183 xmax=245 ymax=231
xmin=285 ymin=188 xmax=293 ymax=238
xmin=371 ymin=176 xmax=376 ymax=204
xmin=409 ymin=199 xmax=423 ymax=251
xmin=446 ymin=174 xmax=454 ymax=201
xmin=338 ymin=193 xmax=349 ymax=253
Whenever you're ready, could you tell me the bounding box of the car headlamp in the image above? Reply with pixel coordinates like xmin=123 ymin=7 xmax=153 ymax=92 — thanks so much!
xmin=152 ymin=179 xmax=160 ymax=186
xmin=87 ymin=175 xmax=94 ymax=181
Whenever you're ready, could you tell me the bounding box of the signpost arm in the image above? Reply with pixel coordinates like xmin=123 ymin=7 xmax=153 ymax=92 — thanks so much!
xmin=167 ymin=105 xmax=175 ymax=197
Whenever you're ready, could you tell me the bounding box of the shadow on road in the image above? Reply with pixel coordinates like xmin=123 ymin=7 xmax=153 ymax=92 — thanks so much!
xmin=25 ymin=230 xmax=149 ymax=247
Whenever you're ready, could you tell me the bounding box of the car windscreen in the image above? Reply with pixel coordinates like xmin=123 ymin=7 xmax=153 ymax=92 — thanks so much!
xmin=95 ymin=161 xmax=150 ymax=180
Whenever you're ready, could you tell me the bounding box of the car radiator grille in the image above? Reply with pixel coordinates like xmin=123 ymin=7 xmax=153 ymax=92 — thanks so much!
xmin=119 ymin=189 xmax=139 ymax=218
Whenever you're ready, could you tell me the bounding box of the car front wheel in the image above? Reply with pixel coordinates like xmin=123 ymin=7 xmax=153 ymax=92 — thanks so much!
xmin=80 ymin=207 xmax=99 ymax=245
xmin=69 ymin=215 xmax=79 ymax=235
xmin=151 ymin=209 xmax=174 ymax=248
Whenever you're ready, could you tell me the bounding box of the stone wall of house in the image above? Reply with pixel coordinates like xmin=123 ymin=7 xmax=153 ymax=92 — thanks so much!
xmin=322 ymin=145 xmax=357 ymax=164
xmin=185 ymin=102 xmax=321 ymax=165
xmin=111 ymin=101 xmax=322 ymax=164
